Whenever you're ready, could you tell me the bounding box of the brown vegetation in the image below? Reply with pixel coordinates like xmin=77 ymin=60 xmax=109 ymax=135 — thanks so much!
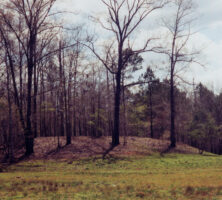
xmin=6 ymin=136 xmax=198 ymax=161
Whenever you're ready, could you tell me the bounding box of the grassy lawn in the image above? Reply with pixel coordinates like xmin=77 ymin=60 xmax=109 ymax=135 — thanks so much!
xmin=1 ymin=153 xmax=222 ymax=200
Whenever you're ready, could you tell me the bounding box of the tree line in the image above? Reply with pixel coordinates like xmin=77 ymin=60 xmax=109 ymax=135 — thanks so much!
xmin=0 ymin=0 xmax=219 ymax=162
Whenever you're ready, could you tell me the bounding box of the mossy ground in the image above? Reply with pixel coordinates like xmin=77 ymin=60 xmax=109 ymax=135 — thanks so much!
xmin=1 ymin=153 xmax=222 ymax=200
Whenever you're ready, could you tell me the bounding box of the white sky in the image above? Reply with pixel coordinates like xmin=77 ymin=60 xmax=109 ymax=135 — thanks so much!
xmin=55 ymin=0 xmax=222 ymax=93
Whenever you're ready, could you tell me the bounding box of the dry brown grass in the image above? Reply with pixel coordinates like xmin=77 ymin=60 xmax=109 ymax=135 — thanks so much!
xmin=0 ymin=136 xmax=199 ymax=162
xmin=31 ymin=136 xmax=199 ymax=160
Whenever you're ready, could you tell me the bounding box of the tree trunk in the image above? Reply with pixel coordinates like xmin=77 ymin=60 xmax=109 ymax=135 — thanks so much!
xmin=59 ymin=42 xmax=65 ymax=137
xmin=65 ymin=93 xmax=71 ymax=144
xmin=122 ymin=84 xmax=128 ymax=145
xmin=149 ymin=84 xmax=154 ymax=138
xmin=25 ymin=33 xmax=36 ymax=156
xmin=6 ymin=63 xmax=14 ymax=162
xmin=170 ymin=71 xmax=176 ymax=148
xmin=65 ymin=78 xmax=71 ymax=145
xmin=33 ymin=63 xmax=38 ymax=138
xmin=112 ymin=71 xmax=121 ymax=146
xmin=25 ymin=64 xmax=34 ymax=155
xmin=106 ymin=70 xmax=112 ymax=136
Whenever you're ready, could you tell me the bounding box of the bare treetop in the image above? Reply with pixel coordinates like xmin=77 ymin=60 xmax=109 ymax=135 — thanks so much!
xmin=87 ymin=0 xmax=169 ymax=75
xmin=100 ymin=0 xmax=168 ymax=43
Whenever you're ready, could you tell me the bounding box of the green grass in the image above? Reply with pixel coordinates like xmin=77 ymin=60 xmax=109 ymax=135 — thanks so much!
xmin=1 ymin=153 xmax=222 ymax=199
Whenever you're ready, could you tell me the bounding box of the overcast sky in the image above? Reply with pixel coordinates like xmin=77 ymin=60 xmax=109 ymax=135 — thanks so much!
xmin=56 ymin=0 xmax=222 ymax=92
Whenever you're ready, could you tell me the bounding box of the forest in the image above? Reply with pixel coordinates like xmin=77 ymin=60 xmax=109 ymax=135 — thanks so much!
xmin=0 ymin=0 xmax=222 ymax=199
xmin=0 ymin=0 xmax=221 ymax=160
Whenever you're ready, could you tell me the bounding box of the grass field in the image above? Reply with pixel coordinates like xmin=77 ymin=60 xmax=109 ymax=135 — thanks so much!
xmin=1 ymin=153 xmax=222 ymax=200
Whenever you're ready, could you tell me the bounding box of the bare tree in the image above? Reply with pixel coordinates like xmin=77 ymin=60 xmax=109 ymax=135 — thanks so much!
xmin=0 ymin=0 xmax=57 ymax=155
xmin=87 ymin=0 xmax=168 ymax=147
xmin=161 ymin=0 xmax=200 ymax=148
